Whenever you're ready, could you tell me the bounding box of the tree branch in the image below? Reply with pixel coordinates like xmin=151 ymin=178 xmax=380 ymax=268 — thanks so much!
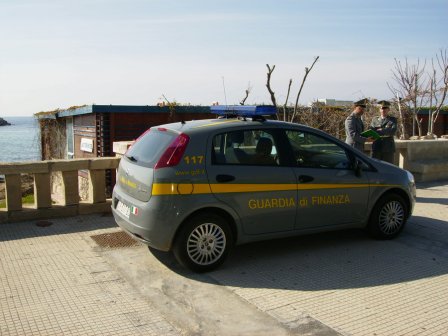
xmin=239 ymin=82 xmax=252 ymax=105
xmin=266 ymin=64 xmax=278 ymax=108
xmin=291 ymin=56 xmax=319 ymax=122
xmin=431 ymin=48 xmax=448 ymax=131
xmin=282 ymin=79 xmax=293 ymax=121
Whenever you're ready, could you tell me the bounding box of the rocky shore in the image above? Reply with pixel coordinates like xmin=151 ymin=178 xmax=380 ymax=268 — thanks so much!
xmin=0 ymin=117 xmax=11 ymax=126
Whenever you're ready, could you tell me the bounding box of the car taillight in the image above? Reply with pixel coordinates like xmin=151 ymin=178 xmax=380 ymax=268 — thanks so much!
xmin=154 ymin=133 xmax=190 ymax=169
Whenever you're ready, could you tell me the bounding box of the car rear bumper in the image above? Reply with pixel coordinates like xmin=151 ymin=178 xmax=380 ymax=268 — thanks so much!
xmin=111 ymin=209 xmax=170 ymax=250
xmin=111 ymin=186 xmax=177 ymax=251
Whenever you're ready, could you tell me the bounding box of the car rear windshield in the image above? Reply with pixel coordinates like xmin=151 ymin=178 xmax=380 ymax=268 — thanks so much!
xmin=125 ymin=129 xmax=177 ymax=167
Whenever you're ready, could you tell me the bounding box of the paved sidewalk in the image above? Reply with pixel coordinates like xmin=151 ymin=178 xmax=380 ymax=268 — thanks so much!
xmin=1 ymin=181 xmax=447 ymax=335
xmin=0 ymin=215 xmax=179 ymax=336
xmin=208 ymin=181 xmax=448 ymax=336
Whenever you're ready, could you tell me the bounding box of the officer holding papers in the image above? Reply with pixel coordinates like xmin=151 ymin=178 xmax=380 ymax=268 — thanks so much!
xmin=345 ymin=98 xmax=373 ymax=151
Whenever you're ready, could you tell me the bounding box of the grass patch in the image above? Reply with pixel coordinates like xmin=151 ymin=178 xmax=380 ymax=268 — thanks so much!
xmin=0 ymin=194 xmax=34 ymax=209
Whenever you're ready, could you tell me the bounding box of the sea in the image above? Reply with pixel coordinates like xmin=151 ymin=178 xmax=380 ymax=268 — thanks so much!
xmin=0 ymin=116 xmax=41 ymax=163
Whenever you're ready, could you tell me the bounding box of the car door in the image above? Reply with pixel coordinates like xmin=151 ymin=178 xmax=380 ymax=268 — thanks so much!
xmin=207 ymin=128 xmax=297 ymax=235
xmin=284 ymin=129 xmax=371 ymax=230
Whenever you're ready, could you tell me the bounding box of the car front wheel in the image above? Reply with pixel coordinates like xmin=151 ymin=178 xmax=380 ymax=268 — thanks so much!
xmin=173 ymin=213 xmax=233 ymax=272
xmin=367 ymin=193 xmax=408 ymax=239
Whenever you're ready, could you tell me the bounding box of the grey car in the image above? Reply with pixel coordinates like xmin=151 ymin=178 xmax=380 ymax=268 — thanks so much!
xmin=112 ymin=105 xmax=416 ymax=272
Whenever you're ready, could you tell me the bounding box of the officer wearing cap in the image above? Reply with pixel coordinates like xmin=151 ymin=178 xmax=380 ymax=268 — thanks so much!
xmin=369 ymin=100 xmax=397 ymax=164
xmin=345 ymin=98 xmax=372 ymax=151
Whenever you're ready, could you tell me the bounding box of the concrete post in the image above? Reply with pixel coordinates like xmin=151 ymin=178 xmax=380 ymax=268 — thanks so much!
xmin=33 ymin=173 xmax=52 ymax=208
xmin=398 ymin=148 xmax=409 ymax=170
xmin=5 ymin=174 xmax=22 ymax=211
xmin=61 ymin=171 xmax=79 ymax=205
xmin=88 ymin=169 xmax=106 ymax=204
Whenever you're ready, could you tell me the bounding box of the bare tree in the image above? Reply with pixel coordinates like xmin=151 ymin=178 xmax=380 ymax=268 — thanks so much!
xmin=388 ymin=58 xmax=427 ymax=137
xmin=265 ymin=64 xmax=278 ymax=117
xmin=239 ymin=82 xmax=252 ymax=105
xmin=427 ymin=49 xmax=448 ymax=136
xmin=395 ymin=95 xmax=408 ymax=139
xmin=265 ymin=57 xmax=319 ymax=122
xmin=282 ymin=79 xmax=293 ymax=121
xmin=290 ymin=56 xmax=319 ymax=122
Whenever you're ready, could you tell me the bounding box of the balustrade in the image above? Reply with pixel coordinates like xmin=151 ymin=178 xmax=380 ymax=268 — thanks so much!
xmin=0 ymin=158 xmax=119 ymax=223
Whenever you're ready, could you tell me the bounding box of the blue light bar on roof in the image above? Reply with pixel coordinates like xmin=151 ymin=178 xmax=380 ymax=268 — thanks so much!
xmin=210 ymin=105 xmax=277 ymax=117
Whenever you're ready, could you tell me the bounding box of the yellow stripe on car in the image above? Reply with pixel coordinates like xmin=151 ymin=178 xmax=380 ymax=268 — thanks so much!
xmin=152 ymin=183 xmax=398 ymax=196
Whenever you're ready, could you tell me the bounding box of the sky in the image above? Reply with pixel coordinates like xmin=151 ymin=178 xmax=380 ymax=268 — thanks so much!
xmin=0 ymin=0 xmax=446 ymax=116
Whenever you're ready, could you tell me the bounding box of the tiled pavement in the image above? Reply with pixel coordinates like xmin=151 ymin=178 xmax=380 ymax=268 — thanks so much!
xmin=0 ymin=216 xmax=179 ymax=336
xmin=209 ymin=181 xmax=448 ymax=335
xmin=1 ymin=181 xmax=447 ymax=335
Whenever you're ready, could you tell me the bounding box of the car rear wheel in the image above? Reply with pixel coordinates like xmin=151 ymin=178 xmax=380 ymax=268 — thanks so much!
xmin=173 ymin=213 xmax=233 ymax=272
xmin=367 ymin=193 xmax=408 ymax=239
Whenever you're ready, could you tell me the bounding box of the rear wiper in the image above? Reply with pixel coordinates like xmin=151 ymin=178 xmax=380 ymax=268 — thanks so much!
xmin=126 ymin=155 xmax=137 ymax=162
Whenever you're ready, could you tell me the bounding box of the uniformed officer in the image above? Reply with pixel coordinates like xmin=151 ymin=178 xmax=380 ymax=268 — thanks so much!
xmin=369 ymin=100 xmax=397 ymax=164
xmin=345 ymin=98 xmax=372 ymax=151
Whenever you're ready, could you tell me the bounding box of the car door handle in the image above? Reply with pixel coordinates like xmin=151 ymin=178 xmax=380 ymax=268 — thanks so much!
xmin=216 ymin=174 xmax=235 ymax=183
xmin=298 ymin=175 xmax=314 ymax=183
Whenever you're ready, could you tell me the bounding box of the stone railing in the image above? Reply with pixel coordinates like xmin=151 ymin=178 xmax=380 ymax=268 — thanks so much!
xmin=364 ymin=139 xmax=448 ymax=182
xmin=0 ymin=158 xmax=119 ymax=224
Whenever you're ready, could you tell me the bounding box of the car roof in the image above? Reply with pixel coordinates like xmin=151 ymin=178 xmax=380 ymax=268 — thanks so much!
xmin=155 ymin=117 xmax=311 ymax=135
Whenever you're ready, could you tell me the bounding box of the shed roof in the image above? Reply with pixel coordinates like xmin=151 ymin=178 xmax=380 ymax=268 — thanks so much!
xmin=37 ymin=104 xmax=212 ymax=119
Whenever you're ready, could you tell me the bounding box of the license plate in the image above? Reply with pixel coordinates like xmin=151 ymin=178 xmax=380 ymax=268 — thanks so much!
xmin=116 ymin=201 xmax=131 ymax=218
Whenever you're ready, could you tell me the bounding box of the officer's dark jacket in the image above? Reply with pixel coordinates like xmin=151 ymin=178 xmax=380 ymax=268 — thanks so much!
xmin=370 ymin=116 xmax=397 ymax=153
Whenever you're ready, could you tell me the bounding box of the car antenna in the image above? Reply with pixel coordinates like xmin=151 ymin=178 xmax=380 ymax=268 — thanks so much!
xmin=221 ymin=76 xmax=228 ymax=106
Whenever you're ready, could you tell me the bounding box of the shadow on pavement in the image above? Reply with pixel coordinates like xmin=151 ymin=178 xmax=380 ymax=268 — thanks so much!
xmin=416 ymin=179 xmax=448 ymax=189
xmin=151 ymin=217 xmax=448 ymax=291
xmin=0 ymin=213 xmax=117 ymax=242
xmin=416 ymin=196 xmax=448 ymax=205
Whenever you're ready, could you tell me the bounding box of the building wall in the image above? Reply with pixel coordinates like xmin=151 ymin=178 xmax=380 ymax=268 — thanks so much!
xmin=316 ymin=99 xmax=353 ymax=107
xmin=74 ymin=114 xmax=97 ymax=158
xmin=69 ymin=108 xmax=212 ymax=195
xmin=416 ymin=113 xmax=448 ymax=137
xmin=109 ymin=111 xmax=211 ymax=142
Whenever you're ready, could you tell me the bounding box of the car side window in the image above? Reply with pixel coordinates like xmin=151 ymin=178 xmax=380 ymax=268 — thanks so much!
xmin=212 ymin=130 xmax=279 ymax=166
xmin=286 ymin=130 xmax=351 ymax=169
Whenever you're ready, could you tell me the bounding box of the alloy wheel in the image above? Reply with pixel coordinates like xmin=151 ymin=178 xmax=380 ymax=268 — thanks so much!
xmin=378 ymin=200 xmax=405 ymax=234
xmin=187 ymin=223 xmax=227 ymax=266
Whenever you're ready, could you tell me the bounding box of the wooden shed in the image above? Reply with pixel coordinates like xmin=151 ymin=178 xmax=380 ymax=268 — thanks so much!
xmin=38 ymin=104 xmax=212 ymax=160
xmin=37 ymin=104 xmax=213 ymax=195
